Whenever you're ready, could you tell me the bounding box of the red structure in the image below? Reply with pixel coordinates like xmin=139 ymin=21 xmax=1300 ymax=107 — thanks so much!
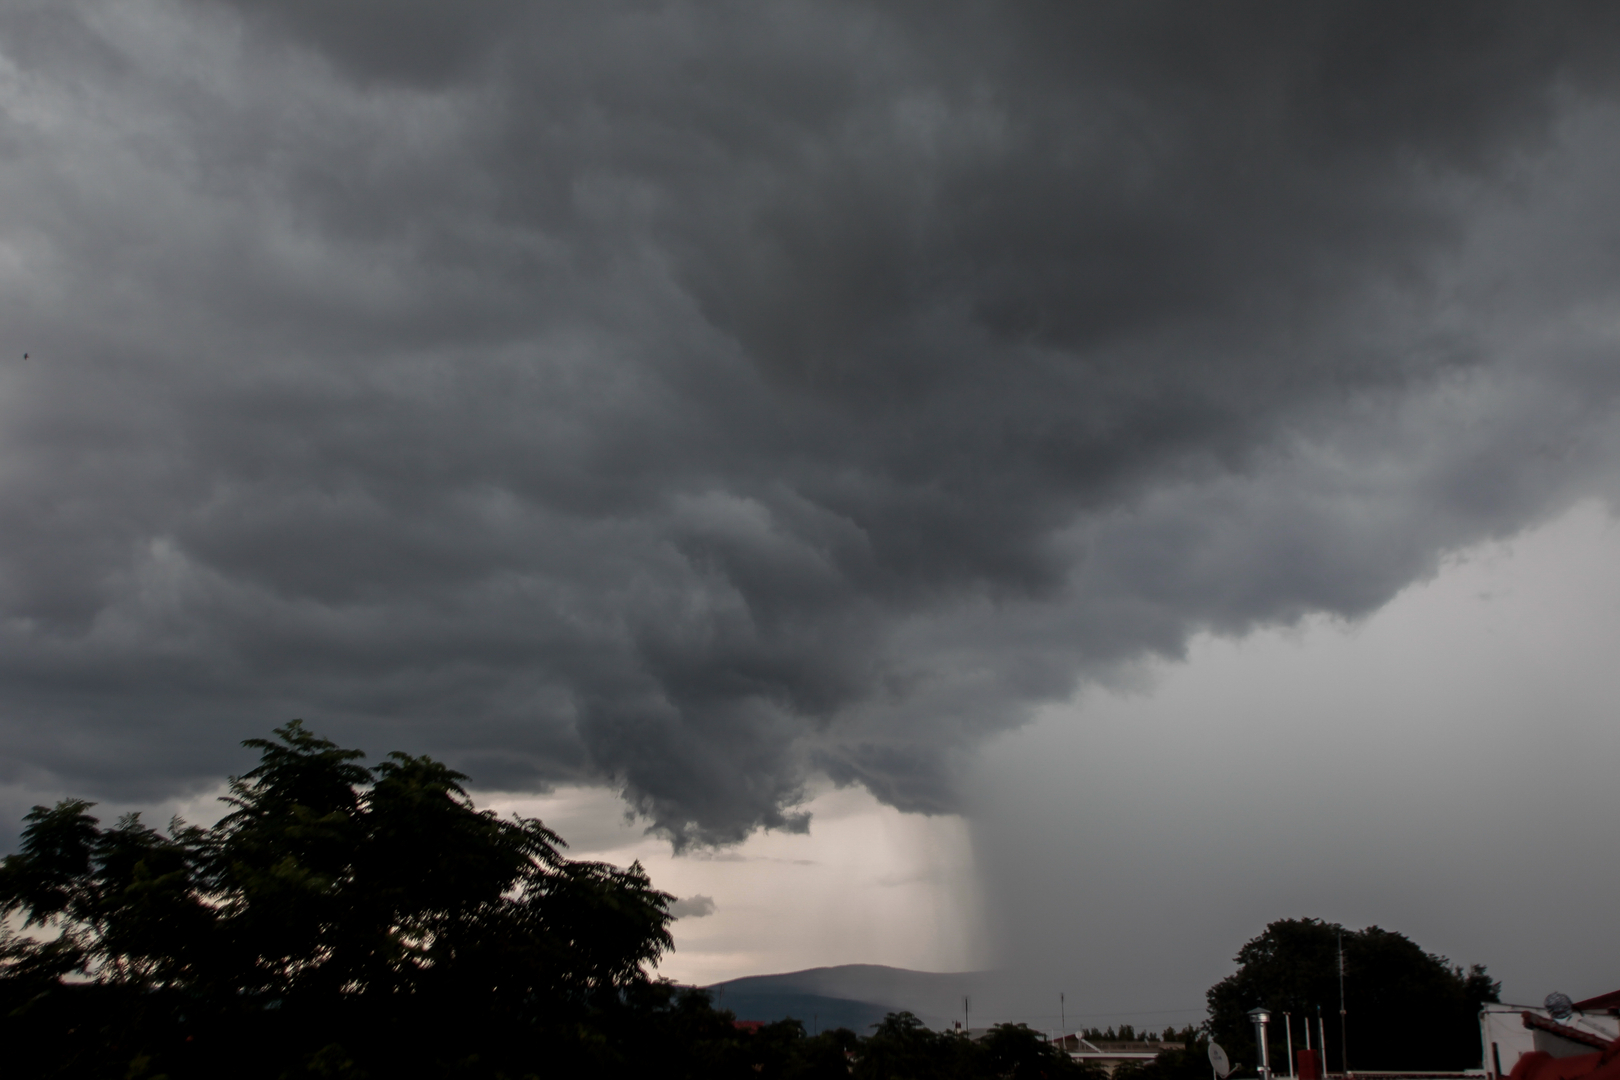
xmin=1509 ymin=1037 xmax=1620 ymax=1080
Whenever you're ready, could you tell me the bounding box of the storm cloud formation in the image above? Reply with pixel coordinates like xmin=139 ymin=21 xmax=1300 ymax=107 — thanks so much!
xmin=2 ymin=1 xmax=1620 ymax=844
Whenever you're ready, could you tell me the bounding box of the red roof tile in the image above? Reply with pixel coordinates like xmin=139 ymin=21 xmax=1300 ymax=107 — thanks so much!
xmin=1574 ymin=992 xmax=1620 ymax=1015
xmin=1523 ymin=1012 xmax=1614 ymax=1051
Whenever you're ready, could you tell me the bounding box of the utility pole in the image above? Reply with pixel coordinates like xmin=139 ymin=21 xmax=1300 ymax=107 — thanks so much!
xmin=1061 ymin=993 xmax=1067 ymax=1045
xmin=1285 ymin=1012 xmax=1295 ymax=1080
xmin=1338 ymin=931 xmax=1350 ymax=1079
xmin=965 ymin=995 xmax=971 ymax=1034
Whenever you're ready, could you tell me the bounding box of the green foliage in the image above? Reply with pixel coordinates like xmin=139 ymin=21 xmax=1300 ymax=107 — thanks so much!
xmin=1082 ymin=1024 xmax=1201 ymax=1044
xmin=1206 ymin=918 xmax=1501 ymax=1074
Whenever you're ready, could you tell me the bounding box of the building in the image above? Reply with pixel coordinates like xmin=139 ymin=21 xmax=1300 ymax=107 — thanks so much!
xmin=1051 ymin=1036 xmax=1172 ymax=1075
xmin=1482 ymin=993 xmax=1620 ymax=1080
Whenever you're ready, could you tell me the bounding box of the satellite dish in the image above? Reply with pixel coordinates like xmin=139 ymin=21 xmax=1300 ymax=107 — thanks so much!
xmin=1545 ymin=993 xmax=1576 ymax=1022
xmin=1210 ymin=1041 xmax=1233 ymax=1078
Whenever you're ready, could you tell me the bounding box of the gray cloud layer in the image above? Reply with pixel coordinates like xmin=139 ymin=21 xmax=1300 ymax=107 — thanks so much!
xmin=2 ymin=1 xmax=1619 ymax=844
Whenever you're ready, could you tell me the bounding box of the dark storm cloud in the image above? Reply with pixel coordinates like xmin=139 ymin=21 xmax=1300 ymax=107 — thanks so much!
xmin=1 ymin=0 xmax=1618 ymax=844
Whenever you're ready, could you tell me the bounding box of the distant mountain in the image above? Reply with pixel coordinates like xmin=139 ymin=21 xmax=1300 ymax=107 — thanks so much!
xmin=707 ymin=964 xmax=1007 ymax=1032
xmin=706 ymin=965 xmax=1203 ymax=1039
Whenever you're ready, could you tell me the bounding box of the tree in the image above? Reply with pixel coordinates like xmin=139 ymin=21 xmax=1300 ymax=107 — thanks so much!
xmin=787 ymin=1025 xmax=864 ymax=1080
xmin=0 ymin=721 xmax=676 ymax=1077
xmin=1206 ymin=919 xmax=1501 ymax=1074
xmin=854 ymin=1010 xmax=977 ymax=1080
xmin=1115 ymin=1029 xmax=1213 ymax=1080
xmin=844 ymin=1013 xmax=1101 ymax=1080
xmin=981 ymin=1022 xmax=1104 ymax=1080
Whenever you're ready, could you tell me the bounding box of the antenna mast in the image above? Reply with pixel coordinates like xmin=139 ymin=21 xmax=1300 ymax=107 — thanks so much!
xmin=1338 ymin=930 xmax=1350 ymax=1079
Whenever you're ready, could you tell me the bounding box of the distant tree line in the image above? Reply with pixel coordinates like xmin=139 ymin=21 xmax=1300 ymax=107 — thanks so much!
xmin=1082 ymin=1024 xmax=1203 ymax=1043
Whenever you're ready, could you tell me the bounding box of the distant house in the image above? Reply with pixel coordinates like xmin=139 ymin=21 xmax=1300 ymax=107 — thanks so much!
xmin=1055 ymin=1036 xmax=1169 ymax=1075
xmin=954 ymin=1029 xmax=1168 ymax=1074
xmin=1481 ymin=992 xmax=1620 ymax=1080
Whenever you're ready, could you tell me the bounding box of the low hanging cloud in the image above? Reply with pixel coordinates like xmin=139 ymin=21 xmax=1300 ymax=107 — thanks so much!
xmin=1 ymin=1 xmax=1620 ymax=845
xmin=670 ymin=895 xmax=717 ymax=920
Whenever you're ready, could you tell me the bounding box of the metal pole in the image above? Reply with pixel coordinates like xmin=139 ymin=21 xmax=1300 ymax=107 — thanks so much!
xmin=1338 ymin=932 xmax=1350 ymax=1079
xmin=1061 ymin=993 xmax=1067 ymax=1045
xmin=1318 ymin=1014 xmax=1328 ymax=1078
xmin=1252 ymin=1011 xmax=1273 ymax=1080
xmin=965 ymin=995 xmax=971 ymax=1034
xmin=1286 ymin=1013 xmax=1296 ymax=1080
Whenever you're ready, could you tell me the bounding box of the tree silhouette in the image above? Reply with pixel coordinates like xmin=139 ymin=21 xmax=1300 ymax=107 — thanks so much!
xmin=1206 ymin=918 xmax=1500 ymax=1073
xmin=0 ymin=721 xmax=676 ymax=1076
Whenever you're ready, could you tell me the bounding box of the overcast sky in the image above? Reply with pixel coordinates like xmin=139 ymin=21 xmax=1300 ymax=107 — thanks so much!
xmin=3 ymin=0 xmax=1620 ymax=1022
